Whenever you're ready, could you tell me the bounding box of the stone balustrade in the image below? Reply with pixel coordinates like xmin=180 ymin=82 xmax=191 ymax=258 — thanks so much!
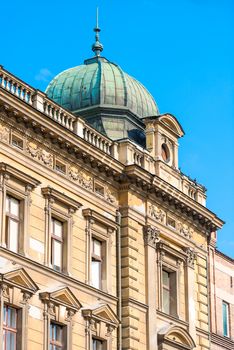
xmin=43 ymin=97 xmax=76 ymax=132
xmin=83 ymin=125 xmax=113 ymax=155
xmin=0 ymin=66 xmax=34 ymax=105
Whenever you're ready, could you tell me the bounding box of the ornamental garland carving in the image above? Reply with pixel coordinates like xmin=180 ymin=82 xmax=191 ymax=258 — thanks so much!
xmin=1 ymin=123 xmax=117 ymax=206
xmin=106 ymin=188 xmax=117 ymax=205
xmin=69 ymin=166 xmax=93 ymax=191
xmin=143 ymin=225 xmax=160 ymax=249
xmin=26 ymin=141 xmax=53 ymax=167
xmin=177 ymin=222 xmax=194 ymax=239
xmin=148 ymin=204 xmax=165 ymax=223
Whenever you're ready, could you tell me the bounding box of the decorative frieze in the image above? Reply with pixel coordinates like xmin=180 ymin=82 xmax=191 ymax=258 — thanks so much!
xmin=0 ymin=120 xmax=117 ymax=206
xmin=143 ymin=225 xmax=160 ymax=249
xmin=0 ymin=123 xmax=10 ymax=143
xmin=148 ymin=204 xmax=165 ymax=223
xmin=177 ymin=222 xmax=194 ymax=239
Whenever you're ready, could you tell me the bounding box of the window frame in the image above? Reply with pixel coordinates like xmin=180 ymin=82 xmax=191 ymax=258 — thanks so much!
xmin=3 ymin=304 xmax=19 ymax=350
xmin=0 ymin=162 xmax=40 ymax=255
xmin=42 ymin=187 xmax=81 ymax=275
xmin=50 ymin=321 xmax=66 ymax=350
xmin=50 ymin=217 xmax=65 ymax=272
xmin=83 ymin=209 xmax=117 ymax=293
xmin=5 ymin=194 xmax=21 ymax=253
xmin=92 ymin=336 xmax=107 ymax=350
xmin=91 ymin=237 xmax=104 ymax=289
xmin=222 ymin=301 xmax=229 ymax=337
xmin=161 ymin=267 xmax=177 ymax=316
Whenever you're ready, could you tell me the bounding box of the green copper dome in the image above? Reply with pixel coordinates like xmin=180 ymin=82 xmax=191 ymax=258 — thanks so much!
xmin=46 ymin=57 xmax=158 ymax=119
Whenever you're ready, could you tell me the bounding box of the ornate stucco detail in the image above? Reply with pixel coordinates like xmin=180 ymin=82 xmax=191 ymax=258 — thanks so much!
xmin=178 ymin=222 xmax=194 ymax=239
xmin=148 ymin=205 xmax=165 ymax=223
xmin=184 ymin=247 xmax=196 ymax=268
xmin=106 ymin=188 xmax=117 ymax=204
xmin=69 ymin=166 xmax=93 ymax=190
xmin=40 ymin=149 xmax=53 ymax=167
xmin=0 ymin=122 xmax=10 ymax=143
xmin=143 ymin=225 xmax=160 ymax=248
xmin=26 ymin=141 xmax=53 ymax=167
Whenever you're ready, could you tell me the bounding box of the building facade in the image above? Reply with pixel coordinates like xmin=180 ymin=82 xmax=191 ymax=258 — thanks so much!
xmin=0 ymin=26 xmax=226 ymax=350
xmin=209 ymin=237 xmax=234 ymax=350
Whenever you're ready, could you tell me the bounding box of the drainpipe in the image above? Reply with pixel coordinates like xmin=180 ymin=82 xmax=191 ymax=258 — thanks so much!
xmin=116 ymin=210 xmax=122 ymax=350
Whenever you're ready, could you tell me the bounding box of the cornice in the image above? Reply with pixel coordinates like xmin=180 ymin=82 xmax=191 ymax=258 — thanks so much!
xmin=41 ymin=186 xmax=82 ymax=211
xmin=0 ymin=162 xmax=41 ymax=188
xmin=0 ymin=246 xmax=118 ymax=303
xmin=211 ymin=333 xmax=234 ymax=349
xmin=82 ymin=208 xmax=118 ymax=231
xmin=0 ymin=94 xmax=224 ymax=233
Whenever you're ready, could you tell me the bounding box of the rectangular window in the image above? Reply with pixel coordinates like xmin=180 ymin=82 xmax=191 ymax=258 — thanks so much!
xmin=91 ymin=238 xmax=102 ymax=289
xmin=92 ymin=338 xmax=105 ymax=350
xmin=167 ymin=217 xmax=176 ymax=229
xmin=222 ymin=301 xmax=229 ymax=337
xmin=5 ymin=195 xmax=20 ymax=253
xmin=50 ymin=323 xmax=65 ymax=349
xmin=51 ymin=218 xmax=63 ymax=271
xmin=55 ymin=160 xmax=66 ymax=174
xmin=3 ymin=305 xmax=18 ymax=350
xmin=162 ymin=269 xmax=177 ymax=316
xmin=11 ymin=134 xmax=23 ymax=149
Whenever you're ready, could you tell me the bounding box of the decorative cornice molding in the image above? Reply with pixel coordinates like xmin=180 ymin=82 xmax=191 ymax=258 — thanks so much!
xmin=41 ymin=186 xmax=82 ymax=212
xmin=0 ymin=162 xmax=41 ymax=188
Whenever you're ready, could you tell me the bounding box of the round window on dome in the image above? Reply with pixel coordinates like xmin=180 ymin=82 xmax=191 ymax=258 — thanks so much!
xmin=161 ymin=143 xmax=170 ymax=163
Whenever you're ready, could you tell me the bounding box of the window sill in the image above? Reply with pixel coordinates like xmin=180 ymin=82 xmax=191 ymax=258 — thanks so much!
xmin=157 ymin=309 xmax=188 ymax=327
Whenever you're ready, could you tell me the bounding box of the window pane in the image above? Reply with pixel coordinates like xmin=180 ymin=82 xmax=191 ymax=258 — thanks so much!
xmin=222 ymin=302 xmax=228 ymax=336
xmin=8 ymin=307 xmax=17 ymax=328
xmin=52 ymin=240 xmax=62 ymax=270
xmin=6 ymin=196 xmax=10 ymax=213
xmin=163 ymin=288 xmax=170 ymax=314
xmin=163 ymin=270 xmax=170 ymax=288
xmin=53 ymin=219 xmax=63 ymax=238
xmin=6 ymin=331 xmax=16 ymax=350
xmin=91 ymin=260 xmax=101 ymax=289
xmin=3 ymin=305 xmax=7 ymax=324
xmin=93 ymin=338 xmax=103 ymax=350
xmin=10 ymin=197 xmax=20 ymax=217
xmin=93 ymin=239 xmax=102 ymax=257
xmin=9 ymin=219 xmax=19 ymax=252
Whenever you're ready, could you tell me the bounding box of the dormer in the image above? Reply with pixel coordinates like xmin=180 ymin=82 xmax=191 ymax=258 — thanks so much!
xmin=143 ymin=113 xmax=184 ymax=169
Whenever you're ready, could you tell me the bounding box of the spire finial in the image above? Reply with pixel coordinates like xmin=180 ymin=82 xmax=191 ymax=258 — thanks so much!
xmin=92 ymin=7 xmax=103 ymax=57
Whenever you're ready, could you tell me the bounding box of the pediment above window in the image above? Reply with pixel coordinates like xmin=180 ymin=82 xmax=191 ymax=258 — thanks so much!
xmin=82 ymin=303 xmax=119 ymax=328
xmin=158 ymin=325 xmax=195 ymax=349
xmin=158 ymin=114 xmax=184 ymax=138
xmin=39 ymin=286 xmax=82 ymax=311
xmin=0 ymin=267 xmax=39 ymax=293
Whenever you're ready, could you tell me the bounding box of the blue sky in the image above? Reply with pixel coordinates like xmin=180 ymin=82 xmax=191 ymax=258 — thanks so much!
xmin=1 ymin=0 xmax=234 ymax=257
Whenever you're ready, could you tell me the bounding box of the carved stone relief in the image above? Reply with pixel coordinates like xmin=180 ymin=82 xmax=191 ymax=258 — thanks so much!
xmin=148 ymin=204 xmax=165 ymax=223
xmin=143 ymin=225 xmax=160 ymax=249
xmin=0 ymin=123 xmax=10 ymax=143
xmin=177 ymin=222 xmax=194 ymax=239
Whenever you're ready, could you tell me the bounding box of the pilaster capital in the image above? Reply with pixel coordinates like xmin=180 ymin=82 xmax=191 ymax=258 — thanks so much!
xmin=184 ymin=247 xmax=196 ymax=268
xmin=143 ymin=225 xmax=160 ymax=249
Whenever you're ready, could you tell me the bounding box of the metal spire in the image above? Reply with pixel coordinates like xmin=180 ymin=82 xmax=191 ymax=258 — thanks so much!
xmin=92 ymin=7 xmax=103 ymax=57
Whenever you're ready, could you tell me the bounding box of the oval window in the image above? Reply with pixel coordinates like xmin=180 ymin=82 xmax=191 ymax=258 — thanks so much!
xmin=161 ymin=143 xmax=170 ymax=162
